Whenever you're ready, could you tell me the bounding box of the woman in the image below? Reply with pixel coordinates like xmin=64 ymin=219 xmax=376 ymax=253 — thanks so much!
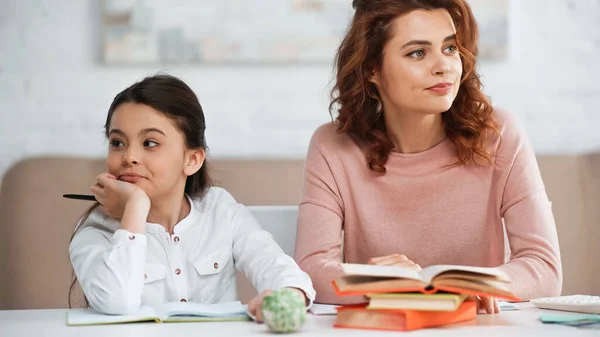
xmin=294 ymin=0 xmax=561 ymax=314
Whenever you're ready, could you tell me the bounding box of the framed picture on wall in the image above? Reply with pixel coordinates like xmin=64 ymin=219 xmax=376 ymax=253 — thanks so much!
xmin=101 ymin=0 xmax=352 ymax=65
xmin=100 ymin=0 xmax=509 ymax=65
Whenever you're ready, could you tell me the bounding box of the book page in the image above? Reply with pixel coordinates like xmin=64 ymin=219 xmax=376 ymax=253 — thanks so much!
xmin=366 ymin=293 xmax=468 ymax=312
xmin=433 ymin=278 xmax=517 ymax=299
xmin=335 ymin=276 xmax=426 ymax=293
xmin=498 ymin=301 xmax=520 ymax=311
xmin=67 ymin=306 xmax=158 ymax=326
xmin=309 ymin=303 xmax=340 ymax=315
xmin=419 ymin=265 xmax=510 ymax=284
xmin=367 ymin=293 xmax=468 ymax=301
xmin=341 ymin=263 xmax=423 ymax=281
xmin=158 ymin=301 xmax=249 ymax=320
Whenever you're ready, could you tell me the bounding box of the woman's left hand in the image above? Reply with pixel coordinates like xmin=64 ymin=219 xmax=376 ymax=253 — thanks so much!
xmin=247 ymin=288 xmax=307 ymax=323
xmin=469 ymin=295 xmax=500 ymax=314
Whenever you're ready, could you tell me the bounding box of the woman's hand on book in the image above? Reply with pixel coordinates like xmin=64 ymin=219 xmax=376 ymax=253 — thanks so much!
xmin=470 ymin=295 xmax=500 ymax=314
xmin=368 ymin=254 xmax=421 ymax=271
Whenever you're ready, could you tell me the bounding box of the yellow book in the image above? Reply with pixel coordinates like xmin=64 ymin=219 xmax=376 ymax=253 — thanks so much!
xmin=66 ymin=301 xmax=250 ymax=326
xmin=367 ymin=293 xmax=469 ymax=311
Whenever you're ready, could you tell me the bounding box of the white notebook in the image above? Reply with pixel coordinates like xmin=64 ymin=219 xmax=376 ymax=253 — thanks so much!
xmin=67 ymin=301 xmax=250 ymax=326
xmin=309 ymin=303 xmax=340 ymax=315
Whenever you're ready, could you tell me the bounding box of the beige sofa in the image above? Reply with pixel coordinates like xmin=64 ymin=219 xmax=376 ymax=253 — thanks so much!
xmin=1 ymin=154 xmax=599 ymax=310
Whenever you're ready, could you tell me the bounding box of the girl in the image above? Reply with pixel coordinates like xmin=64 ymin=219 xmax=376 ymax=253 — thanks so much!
xmin=294 ymin=0 xmax=561 ymax=313
xmin=69 ymin=74 xmax=314 ymax=322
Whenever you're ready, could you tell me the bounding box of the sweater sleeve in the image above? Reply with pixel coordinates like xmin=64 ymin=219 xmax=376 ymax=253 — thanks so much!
xmin=294 ymin=126 xmax=366 ymax=304
xmin=497 ymin=112 xmax=562 ymax=300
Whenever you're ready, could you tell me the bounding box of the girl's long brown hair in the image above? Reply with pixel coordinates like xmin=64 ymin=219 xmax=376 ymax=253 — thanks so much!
xmin=331 ymin=0 xmax=501 ymax=173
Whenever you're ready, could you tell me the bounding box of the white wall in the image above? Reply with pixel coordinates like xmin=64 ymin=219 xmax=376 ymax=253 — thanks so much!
xmin=1 ymin=0 xmax=599 ymax=179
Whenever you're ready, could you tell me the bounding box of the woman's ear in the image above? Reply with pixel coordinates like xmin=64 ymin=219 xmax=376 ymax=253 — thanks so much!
xmin=370 ymin=70 xmax=381 ymax=86
xmin=183 ymin=148 xmax=206 ymax=177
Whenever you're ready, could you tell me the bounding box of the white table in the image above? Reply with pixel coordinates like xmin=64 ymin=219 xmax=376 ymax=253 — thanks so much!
xmin=0 ymin=303 xmax=598 ymax=337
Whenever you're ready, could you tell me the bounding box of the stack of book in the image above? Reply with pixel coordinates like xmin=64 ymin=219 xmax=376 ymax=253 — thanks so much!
xmin=331 ymin=263 xmax=520 ymax=331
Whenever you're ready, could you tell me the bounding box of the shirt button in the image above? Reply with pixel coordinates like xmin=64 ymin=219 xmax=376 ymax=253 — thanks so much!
xmin=213 ymin=262 xmax=219 ymax=270
xmin=129 ymin=235 xmax=135 ymax=240
xmin=173 ymin=236 xmax=180 ymax=243
xmin=175 ymin=268 xmax=181 ymax=275
xmin=144 ymin=273 xmax=147 ymax=280
xmin=180 ymin=299 xmax=187 ymax=302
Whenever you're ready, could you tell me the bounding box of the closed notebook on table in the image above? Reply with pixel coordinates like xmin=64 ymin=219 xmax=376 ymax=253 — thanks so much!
xmin=67 ymin=301 xmax=250 ymax=326
xmin=333 ymin=263 xmax=520 ymax=301
xmin=334 ymin=300 xmax=477 ymax=331
xmin=367 ymin=293 xmax=469 ymax=311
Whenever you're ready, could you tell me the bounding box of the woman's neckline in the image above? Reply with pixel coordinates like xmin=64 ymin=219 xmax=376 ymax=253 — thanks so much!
xmin=388 ymin=136 xmax=452 ymax=159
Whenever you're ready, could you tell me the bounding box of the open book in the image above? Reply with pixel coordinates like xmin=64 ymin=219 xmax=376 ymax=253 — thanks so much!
xmin=333 ymin=263 xmax=520 ymax=301
xmin=67 ymin=301 xmax=250 ymax=326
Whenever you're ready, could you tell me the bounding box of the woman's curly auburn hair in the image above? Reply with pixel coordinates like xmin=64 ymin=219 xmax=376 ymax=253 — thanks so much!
xmin=330 ymin=0 xmax=501 ymax=173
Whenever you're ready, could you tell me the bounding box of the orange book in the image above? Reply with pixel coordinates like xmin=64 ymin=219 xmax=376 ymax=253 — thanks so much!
xmin=332 ymin=263 xmax=520 ymax=301
xmin=334 ymin=300 xmax=477 ymax=331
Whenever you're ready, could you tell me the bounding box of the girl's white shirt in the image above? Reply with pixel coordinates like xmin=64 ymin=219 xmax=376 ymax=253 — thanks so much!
xmin=69 ymin=187 xmax=315 ymax=314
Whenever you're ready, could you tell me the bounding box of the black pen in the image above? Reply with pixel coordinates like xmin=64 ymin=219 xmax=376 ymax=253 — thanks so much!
xmin=63 ymin=194 xmax=96 ymax=201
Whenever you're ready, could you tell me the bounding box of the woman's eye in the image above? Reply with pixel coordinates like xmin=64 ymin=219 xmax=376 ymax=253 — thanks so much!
xmin=144 ymin=140 xmax=159 ymax=148
xmin=445 ymin=45 xmax=458 ymax=53
xmin=407 ymin=49 xmax=426 ymax=58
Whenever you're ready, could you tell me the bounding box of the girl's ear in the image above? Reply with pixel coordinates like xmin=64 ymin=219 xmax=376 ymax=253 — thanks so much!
xmin=183 ymin=148 xmax=205 ymax=177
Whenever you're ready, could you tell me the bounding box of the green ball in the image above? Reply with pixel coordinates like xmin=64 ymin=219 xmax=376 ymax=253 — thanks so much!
xmin=261 ymin=288 xmax=306 ymax=333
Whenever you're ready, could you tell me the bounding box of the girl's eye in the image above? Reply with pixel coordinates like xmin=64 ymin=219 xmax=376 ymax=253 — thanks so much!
xmin=110 ymin=139 xmax=124 ymax=148
xmin=144 ymin=140 xmax=159 ymax=148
